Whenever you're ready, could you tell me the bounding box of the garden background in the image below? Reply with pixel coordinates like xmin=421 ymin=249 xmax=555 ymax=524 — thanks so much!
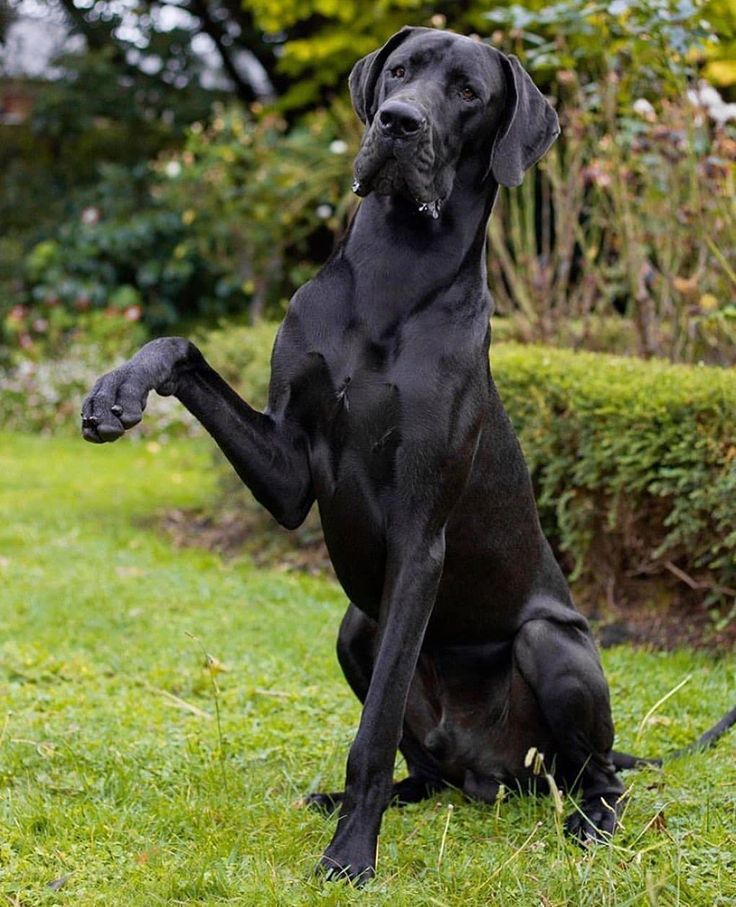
xmin=0 ymin=0 xmax=734 ymax=903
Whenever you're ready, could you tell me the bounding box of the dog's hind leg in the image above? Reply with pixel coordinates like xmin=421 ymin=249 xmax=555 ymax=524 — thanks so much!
xmin=305 ymin=603 xmax=446 ymax=815
xmin=513 ymin=614 xmax=625 ymax=843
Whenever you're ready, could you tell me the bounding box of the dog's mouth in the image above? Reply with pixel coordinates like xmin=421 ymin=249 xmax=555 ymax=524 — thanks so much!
xmin=352 ymin=174 xmax=443 ymax=220
xmin=352 ymin=125 xmax=451 ymax=219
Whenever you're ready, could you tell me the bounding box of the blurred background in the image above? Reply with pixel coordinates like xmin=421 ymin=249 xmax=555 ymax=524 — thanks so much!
xmin=1 ymin=0 xmax=735 ymax=642
xmin=1 ymin=0 xmax=735 ymax=362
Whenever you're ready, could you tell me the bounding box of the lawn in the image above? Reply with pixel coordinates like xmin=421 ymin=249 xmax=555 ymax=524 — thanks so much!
xmin=0 ymin=433 xmax=734 ymax=905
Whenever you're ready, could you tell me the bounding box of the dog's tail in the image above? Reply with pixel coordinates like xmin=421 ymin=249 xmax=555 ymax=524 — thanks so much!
xmin=611 ymin=705 xmax=736 ymax=771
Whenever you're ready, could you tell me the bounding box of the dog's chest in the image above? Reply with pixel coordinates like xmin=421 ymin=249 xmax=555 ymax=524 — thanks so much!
xmin=288 ymin=325 xmax=403 ymax=442
xmin=282 ymin=316 xmax=452 ymax=492
xmin=274 ymin=274 xmax=486 ymax=498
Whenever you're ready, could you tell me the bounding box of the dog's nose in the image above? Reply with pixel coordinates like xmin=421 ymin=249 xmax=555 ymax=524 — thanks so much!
xmin=377 ymin=101 xmax=425 ymax=137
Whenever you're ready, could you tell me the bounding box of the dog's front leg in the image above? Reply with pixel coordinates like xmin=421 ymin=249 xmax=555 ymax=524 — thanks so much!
xmin=319 ymin=529 xmax=445 ymax=884
xmin=81 ymin=337 xmax=313 ymax=529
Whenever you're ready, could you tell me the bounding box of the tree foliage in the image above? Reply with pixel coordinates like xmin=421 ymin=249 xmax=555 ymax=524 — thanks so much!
xmin=1 ymin=0 xmax=734 ymax=361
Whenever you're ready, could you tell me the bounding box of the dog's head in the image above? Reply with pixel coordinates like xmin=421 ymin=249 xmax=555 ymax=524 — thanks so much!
xmin=350 ymin=28 xmax=559 ymax=217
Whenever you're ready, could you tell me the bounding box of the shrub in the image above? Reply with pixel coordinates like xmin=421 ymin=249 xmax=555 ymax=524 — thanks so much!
xmin=199 ymin=325 xmax=736 ymax=615
xmin=161 ymin=70 xmax=735 ymax=365
xmin=2 ymin=163 xmax=241 ymax=356
xmin=196 ymin=320 xmax=278 ymax=407
xmin=1 ymin=105 xmax=359 ymax=360
xmin=485 ymin=1 xmax=736 ymax=364
xmin=492 ymin=343 xmax=736 ymax=615
xmin=0 ymin=319 xmax=277 ymax=439
xmin=156 ymin=103 xmax=360 ymax=320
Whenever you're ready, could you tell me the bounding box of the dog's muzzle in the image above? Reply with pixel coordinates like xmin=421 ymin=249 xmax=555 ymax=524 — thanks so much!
xmin=376 ymin=100 xmax=427 ymax=139
xmin=352 ymin=99 xmax=447 ymax=219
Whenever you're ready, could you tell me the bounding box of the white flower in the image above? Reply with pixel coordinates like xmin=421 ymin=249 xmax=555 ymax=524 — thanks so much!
xmin=687 ymin=81 xmax=736 ymax=124
xmin=329 ymin=140 xmax=348 ymax=154
xmin=698 ymin=83 xmax=723 ymax=108
xmin=81 ymin=206 xmax=100 ymax=225
xmin=633 ymin=98 xmax=656 ymax=121
xmin=709 ymin=102 xmax=736 ymax=125
xmin=315 ymin=204 xmax=332 ymax=219
xmin=165 ymin=160 xmax=182 ymax=178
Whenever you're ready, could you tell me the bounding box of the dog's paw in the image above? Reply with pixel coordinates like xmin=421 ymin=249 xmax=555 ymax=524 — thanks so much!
xmin=565 ymin=795 xmax=622 ymax=845
xmin=391 ymin=774 xmax=446 ymax=805
xmin=316 ymin=850 xmax=375 ymax=886
xmin=81 ymin=367 xmax=147 ymax=443
xmin=303 ymin=791 xmax=344 ymax=815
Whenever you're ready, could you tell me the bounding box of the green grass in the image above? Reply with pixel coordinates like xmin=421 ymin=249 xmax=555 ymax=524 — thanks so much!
xmin=0 ymin=433 xmax=734 ymax=906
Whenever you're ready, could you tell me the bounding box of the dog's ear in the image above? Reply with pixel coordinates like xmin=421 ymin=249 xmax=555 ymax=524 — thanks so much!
xmin=489 ymin=54 xmax=560 ymax=188
xmin=349 ymin=27 xmax=425 ymax=125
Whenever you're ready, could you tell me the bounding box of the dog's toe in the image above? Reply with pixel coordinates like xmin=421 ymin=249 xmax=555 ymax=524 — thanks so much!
xmin=565 ymin=796 xmax=621 ymax=845
xmin=316 ymin=852 xmax=375 ymax=886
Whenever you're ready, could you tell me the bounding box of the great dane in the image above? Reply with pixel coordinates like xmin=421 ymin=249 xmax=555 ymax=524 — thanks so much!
xmin=82 ymin=27 xmax=735 ymax=884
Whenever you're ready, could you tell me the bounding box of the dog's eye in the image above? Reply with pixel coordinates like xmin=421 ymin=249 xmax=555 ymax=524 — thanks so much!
xmin=462 ymin=86 xmax=477 ymax=101
xmin=390 ymin=66 xmax=406 ymax=79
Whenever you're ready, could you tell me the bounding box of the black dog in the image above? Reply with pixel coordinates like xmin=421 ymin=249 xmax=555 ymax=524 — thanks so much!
xmin=82 ymin=27 xmax=735 ymax=884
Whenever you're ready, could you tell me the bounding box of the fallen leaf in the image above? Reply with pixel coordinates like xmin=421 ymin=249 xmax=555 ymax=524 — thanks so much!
xmin=652 ymin=811 xmax=668 ymax=832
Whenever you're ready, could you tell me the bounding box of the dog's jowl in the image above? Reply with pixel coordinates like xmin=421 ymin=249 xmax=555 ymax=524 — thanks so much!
xmin=82 ymin=27 xmax=736 ymax=885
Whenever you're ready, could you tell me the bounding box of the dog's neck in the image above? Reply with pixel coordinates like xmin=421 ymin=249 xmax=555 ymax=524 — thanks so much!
xmin=340 ymin=159 xmax=499 ymax=329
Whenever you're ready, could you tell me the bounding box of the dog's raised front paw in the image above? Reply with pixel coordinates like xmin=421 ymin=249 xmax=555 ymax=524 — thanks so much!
xmin=81 ymin=367 xmax=148 ymax=443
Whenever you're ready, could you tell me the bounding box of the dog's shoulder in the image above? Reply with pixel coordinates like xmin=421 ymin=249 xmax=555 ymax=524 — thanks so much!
xmin=289 ymin=255 xmax=355 ymax=319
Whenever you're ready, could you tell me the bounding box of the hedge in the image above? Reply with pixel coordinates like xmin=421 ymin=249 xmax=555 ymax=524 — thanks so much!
xmin=3 ymin=323 xmax=734 ymax=611
xmin=200 ymin=328 xmax=736 ymax=612
xmin=490 ymin=344 xmax=736 ymax=613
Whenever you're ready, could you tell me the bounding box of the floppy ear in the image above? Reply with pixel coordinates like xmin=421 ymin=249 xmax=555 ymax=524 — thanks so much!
xmin=349 ymin=27 xmax=427 ymax=125
xmin=489 ymin=54 xmax=560 ymax=188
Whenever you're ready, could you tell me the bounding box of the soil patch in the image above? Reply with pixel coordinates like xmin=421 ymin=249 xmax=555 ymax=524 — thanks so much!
xmin=156 ymin=505 xmax=735 ymax=652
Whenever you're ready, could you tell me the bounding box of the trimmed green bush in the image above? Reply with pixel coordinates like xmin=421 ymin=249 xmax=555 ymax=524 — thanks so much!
xmin=200 ymin=329 xmax=735 ymax=611
xmin=491 ymin=344 xmax=736 ymax=612
xmin=197 ymin=320 xmax=277 ymax=409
